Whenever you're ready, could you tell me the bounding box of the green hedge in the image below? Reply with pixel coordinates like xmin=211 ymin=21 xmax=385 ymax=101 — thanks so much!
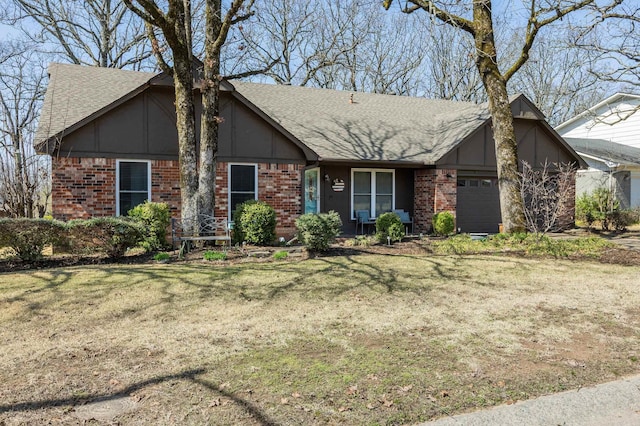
xmin=375 ymin=212 xmax=404 ymax=243
xmin=295 ymin=211 xmax=342 ymax=251
xmin=432 ymin=211 xmax=455 ymax=236
xmin=67 ymin=217 xmax=146 ymax=258
xmin=233 ymin=200 xmax=277 ymax=245
xmin=0 ymin=218 xmax=67 ymax=261
xmin=127 ymin=201 xmax=171 ymax=251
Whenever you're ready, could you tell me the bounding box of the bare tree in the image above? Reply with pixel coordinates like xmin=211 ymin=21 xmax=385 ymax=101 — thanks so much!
xmin=422 ymin=22 xmax=484 ymax=102
xmin=123 ymin=0 xmax=254 ymax=225
xmin=507 ymin=32 xmax=611 ymax=126
xmin=384 ymin=0 xmax=610 ymax=233
xmin=2 ymin=0 xmax=154 ymax=69
xmin=520 ymin=161 xmax=575 ymax=234
xmin=0 ymin=44 xmax=50 ymax=217
xmin=574 ymin=1 xmax=640 ymax=89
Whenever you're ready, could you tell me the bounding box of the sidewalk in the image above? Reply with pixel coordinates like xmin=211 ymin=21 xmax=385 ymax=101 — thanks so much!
xmin=418 ymin=374 xmax=640 ymax=426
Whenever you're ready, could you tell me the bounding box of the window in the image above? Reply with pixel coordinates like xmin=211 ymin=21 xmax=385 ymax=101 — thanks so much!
xmin=351 ymin=169 xmax=394 ymax=219
xmin=116 ymin=160 xmax=151 ymax=216
xmin=229 ymin=163 xmax=257 ymax=218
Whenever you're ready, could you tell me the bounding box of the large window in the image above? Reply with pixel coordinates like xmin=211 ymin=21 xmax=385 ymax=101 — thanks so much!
xmin=229 ymin=163 xmax=258 ymax=218
xmin=351 ymin=169 xmax=394 ymax=219
xmin=116 ymin=160 xmax=151 ymax=216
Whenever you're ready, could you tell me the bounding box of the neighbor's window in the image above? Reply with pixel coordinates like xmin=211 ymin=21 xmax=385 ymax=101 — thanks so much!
xmin=116 ymin=160 xmax=151 ymax=216
xmin=229 ymin=163 xmax=257 ymax=218
xmin=352 ymin=169 xmax=394 ymax=219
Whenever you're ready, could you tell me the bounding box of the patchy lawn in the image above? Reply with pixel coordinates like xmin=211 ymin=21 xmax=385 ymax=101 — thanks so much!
xmin=1 ymin=254 xmax=640 ymax=425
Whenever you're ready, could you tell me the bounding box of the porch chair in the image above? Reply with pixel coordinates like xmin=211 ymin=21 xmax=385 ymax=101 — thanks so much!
xmin=355 ymin=210 xmax=375 ymax=235
xmin=394 ymin=209 xmax=414 ymax=234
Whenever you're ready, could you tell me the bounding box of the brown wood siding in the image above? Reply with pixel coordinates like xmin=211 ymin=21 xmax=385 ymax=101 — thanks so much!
xmin=437 ymin=118 xmax=579 ymax=171
xmin=56 ymin=88 xmax=307 ymax=164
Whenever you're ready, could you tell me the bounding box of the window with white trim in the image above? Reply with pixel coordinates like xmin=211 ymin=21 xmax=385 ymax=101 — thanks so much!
xmin=228 ymin=163 xmax=258 ymax=218
xmin=351 ymin=169 xmax=394 ymax=219
xmin=116 ymin=160 xmax=151 ymax=216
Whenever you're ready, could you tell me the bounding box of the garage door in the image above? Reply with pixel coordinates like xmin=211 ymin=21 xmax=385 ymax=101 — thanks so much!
xmin=456 ymin=177 xmax=501 ymax=233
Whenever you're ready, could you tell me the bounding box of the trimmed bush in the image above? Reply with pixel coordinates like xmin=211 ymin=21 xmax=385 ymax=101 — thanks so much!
xmin=67 ymin=217 xmax=145 ymax=258
xmin=0 ymin=218 xmax=67 ymax=261
xmin=234 ymin=200 xmax=276 ymax=245
xmin=432 ymin=211 xmax=455 ymax=236
xmin=375 ymin=212 xmax=404 ymax=243
xmin=576 ymin=188 xmax=619 ymax=231
xmin=128 ymin=201 xmax=171 ymax=251
xmin=295 ymin=211 xmax=342 ymax=252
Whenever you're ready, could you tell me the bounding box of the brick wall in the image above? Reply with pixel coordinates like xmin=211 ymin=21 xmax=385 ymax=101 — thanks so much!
xmin=214 ymin=162 xmax=303 ymax=237
xmin=52 ymin=157 xmax=302 ymax=237
xmin=52 ymin=157 xmax=182 ymax=220
xmin=52 ymin=157 xmax=116 ymax=220
xmin=413 ymin=168 xmax=457 ymax=233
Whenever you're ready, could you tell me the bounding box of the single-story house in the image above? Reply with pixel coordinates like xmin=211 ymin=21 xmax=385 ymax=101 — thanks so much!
xmin=35 ymin=62 xmax=586 ymax=236
xmin=556 ymin=93 xmax=640 ymax=208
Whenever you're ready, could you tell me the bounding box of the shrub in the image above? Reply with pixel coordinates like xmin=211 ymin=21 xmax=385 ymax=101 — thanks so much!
xmin=233 ymin=200 xmax=276 ymax=245
xmin=576 ymin=188 xmax=619 ymax=231
xmin=0 ymin=218 xmax=67 ymax=261
xmin=273 ymin=250 xmax=288 ymax=260
xmin=375 ymin=212 xmax=404 ymax=243
xmin=154 ymin=252 xmax=171 ymax=262
xmin=608 ymin=209 xmax=640 ymax=232
xmin=203 ymin=250 xmax=227 ymax=261
xmin=295 ymin=211 xmax=342 ymax=252
xmin=128 ymin=201 xmax=171 ymax=251
xmin=432 ymin=232 xmax=612 ymax=258
xmin=67 ymin=217 xmax=145 ymax=258
xmin=432 ymin=211 xmax=455 ymax=236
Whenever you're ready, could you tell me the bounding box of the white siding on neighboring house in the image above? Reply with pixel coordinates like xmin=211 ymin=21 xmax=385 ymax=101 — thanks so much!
xmin=558 ymin=96 xmax=640 ymax=149
xmin=631 ymin=172 xmax=640 ymax=207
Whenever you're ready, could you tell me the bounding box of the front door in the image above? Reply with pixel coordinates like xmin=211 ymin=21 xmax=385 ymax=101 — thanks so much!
xmin=304 ymin=168 xmax=320 ymax=214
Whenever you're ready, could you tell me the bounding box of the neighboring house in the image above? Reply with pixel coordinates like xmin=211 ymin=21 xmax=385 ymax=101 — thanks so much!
xmin=35 ymin=63 xmax=585 ymax=235
xmin=563 ymin=138 xmax=640 ymax=209
xmin=557 ymin=93 xmax=640 ymax=208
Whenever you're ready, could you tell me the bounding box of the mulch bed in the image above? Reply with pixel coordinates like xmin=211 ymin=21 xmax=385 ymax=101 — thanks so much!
xmin=1 ymin=237 xmax=639 ymax=273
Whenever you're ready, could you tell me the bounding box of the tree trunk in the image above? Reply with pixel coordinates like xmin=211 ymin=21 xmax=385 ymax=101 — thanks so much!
xmin=173 ymin=57 xmax=199 ymax=225
xmin=473 ymin=0 xmax=526 ymax=233
xmin=198 ymin=0 xmax=222 ymax=216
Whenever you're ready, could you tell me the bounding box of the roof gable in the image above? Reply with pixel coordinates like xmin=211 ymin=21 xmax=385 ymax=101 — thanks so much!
xmin=36 ymin=63 xmax=157 ymax=151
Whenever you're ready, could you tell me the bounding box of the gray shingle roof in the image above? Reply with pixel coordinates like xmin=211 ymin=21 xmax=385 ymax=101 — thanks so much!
xmin=36 ymin=63 xmax=494 ymax=163
xmin=35 ymin=63 xmax=156 ymax=149
xmin=565 ymin=137 xmax=640 ymax=167
xmin=232 ymin=81 xmax=490 ymax=164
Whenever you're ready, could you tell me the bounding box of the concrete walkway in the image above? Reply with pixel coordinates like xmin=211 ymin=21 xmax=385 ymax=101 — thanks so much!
xmin=418 ymin=374 xmax=640 ymax=426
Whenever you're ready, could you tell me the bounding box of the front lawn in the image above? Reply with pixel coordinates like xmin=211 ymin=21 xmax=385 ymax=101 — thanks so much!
xmin=1 ymin=254 xmax=639 ymax=425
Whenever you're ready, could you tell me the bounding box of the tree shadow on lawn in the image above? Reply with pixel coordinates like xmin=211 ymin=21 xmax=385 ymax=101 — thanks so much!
xmin=4 ymin=253 xmax=539 ymax=322
xmin=0 ymin=367 xmax=279 ymax=426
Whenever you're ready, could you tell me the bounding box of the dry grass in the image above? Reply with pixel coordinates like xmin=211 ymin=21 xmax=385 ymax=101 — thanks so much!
xmin=1 ymin=254 xmax=640 ymax=425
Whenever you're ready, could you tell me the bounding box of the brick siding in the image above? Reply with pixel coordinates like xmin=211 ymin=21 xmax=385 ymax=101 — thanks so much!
xmin=413 ymin=168 xmax=457 ymax=233
xmin=52 ymin=157 xmax=302 ymax=237
xmin=214 ymin=162 xmax=303 ymax=237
